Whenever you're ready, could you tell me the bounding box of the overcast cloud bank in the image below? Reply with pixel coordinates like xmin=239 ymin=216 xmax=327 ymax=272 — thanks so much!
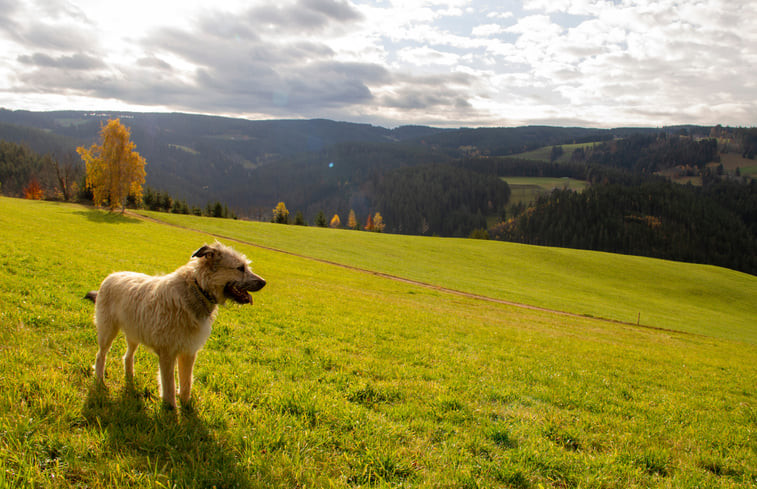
xmin=1 ymin=0 xmax=755 ymax=128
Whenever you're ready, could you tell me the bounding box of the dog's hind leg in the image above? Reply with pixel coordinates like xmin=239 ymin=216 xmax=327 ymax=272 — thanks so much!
xmin=178 ymin=352 xmax=197 ymax=406
xmin=94 ymin=320 xmax=119 ymax=382
xmin=123 ymin=338 xmax=139 ymax=379
xmin=158 ymin=352 xmax=178 ymax=408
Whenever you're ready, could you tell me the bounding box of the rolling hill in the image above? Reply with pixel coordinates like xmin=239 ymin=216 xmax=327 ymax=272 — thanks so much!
xmin=0 ymin=109 xmax=623 ymax=218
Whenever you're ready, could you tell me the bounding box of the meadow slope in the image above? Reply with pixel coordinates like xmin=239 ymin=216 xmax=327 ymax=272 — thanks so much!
xmin=1 ymin=197 xmax=755 ymax=488
xmin=139 ymin=210 xmax=757 ymax=343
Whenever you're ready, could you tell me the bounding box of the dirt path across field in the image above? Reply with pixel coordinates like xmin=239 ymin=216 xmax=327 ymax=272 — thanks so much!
xmin=129 ymin=211 xmax=691 ymax=336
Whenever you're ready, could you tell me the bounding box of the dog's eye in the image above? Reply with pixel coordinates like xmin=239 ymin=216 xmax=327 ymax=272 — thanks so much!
xmin=237 ymin=265 xmax=245 ymax=272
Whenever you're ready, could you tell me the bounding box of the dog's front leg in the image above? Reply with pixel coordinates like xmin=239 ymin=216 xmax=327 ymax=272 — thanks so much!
xmin=178 ymin=352 xmax=197 ymax=406
xmin=158 ymin=352 xmax=178 ymax=408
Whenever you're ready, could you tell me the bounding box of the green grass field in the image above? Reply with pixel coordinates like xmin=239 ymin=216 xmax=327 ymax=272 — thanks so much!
xmin=138 ymin=209 xmax=756 ymax=343
xmin=502 ymin=177 xmax=588 ymax=205
xmin=508 ymin=142 xmax=600 ymax=163
xmin=1 ymin=197 xmax=756 ymax=488
xmin=720 ymin=153 xmax=757 ymax=178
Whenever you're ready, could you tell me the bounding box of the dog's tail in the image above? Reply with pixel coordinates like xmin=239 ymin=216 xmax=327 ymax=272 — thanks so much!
xmin=84 ymin=291 xmax=98 ymax=303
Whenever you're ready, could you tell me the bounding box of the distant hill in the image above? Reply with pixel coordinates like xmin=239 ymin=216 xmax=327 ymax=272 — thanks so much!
xmin=0 ymin=109 xmax=616 ymax=225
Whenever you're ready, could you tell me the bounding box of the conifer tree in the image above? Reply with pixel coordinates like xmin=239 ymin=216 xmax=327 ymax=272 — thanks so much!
xmin=315 ymin=210 xmax=327 ymax=227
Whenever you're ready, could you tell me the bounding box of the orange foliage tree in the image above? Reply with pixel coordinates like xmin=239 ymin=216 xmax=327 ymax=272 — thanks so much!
xmin=77 ymin=119 xmax=146 ymax=211
xmin=330 ymin=213 xmax=341 ymax=228
xmin=23 ymin=177 xmax=44 ymax=200
xmin=364 ymin=212 xmax=385 ymax=232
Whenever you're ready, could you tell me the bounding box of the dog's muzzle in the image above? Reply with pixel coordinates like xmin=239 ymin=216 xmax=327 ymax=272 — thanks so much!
xmin=225 ymin=275 xmax=266 ymax=304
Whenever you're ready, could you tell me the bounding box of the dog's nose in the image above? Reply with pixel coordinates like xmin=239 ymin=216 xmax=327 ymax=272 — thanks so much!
xmin=252 ymin=277 xmax=266 ymax=291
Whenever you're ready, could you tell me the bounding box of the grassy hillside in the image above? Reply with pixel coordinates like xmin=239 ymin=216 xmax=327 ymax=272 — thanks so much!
xmin=720 ymin=152 xmax=757 ymax=178
xmin=139 ymin=209 xmax=757 ymax=343
xmin=1 ymin=197 xmax=756 ymax=488
xmin=503 ymin=177 xmax=588 ymax=205
xmin=508 ymin=142 xmax=600 ymax=162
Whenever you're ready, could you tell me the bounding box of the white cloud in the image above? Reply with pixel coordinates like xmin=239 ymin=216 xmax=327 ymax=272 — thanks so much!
xmin=486 ymin=11 xmax=513 ymax=19
xmin=471 ymin=24 xmax=505 ymax=37
xmin=397 ymin=46 xmax=460 ymax=66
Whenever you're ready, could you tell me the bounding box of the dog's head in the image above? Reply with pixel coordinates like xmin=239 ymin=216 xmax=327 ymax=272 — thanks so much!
xmin=192 ymin=242 xmax=266 ymax=305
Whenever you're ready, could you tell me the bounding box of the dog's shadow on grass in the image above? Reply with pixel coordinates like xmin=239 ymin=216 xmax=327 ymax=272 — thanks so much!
xmin=83 ymin=380 xmax=250 ymax=488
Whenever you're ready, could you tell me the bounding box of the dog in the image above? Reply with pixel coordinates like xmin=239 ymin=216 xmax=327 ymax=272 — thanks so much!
xmin=85 ymin=242 xmax=266 ymax=408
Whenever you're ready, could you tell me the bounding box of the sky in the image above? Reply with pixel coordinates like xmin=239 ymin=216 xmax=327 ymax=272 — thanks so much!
xmin=0 ymin=0 xmax=755 ymax=128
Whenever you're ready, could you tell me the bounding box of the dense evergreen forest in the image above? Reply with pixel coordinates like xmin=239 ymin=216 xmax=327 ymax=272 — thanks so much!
xmin=372 ymin=164 xmax=510 ymax=236
xmin=0 ymin=140 xmax=55 ymax=196
xmin=1 ymin=109 xmax=755 ymax=274
xmin=573 ymin=133 xmax=719 ymax=172
xmin=493 ymin=179 xmax=757 ymax=274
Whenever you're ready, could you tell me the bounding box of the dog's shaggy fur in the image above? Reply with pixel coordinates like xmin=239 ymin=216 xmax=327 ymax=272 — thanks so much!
xmin=85 ymin=242 xmax=265 ymax=408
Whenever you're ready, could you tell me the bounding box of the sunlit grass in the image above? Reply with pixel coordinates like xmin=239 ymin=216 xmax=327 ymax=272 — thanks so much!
xmin=1 ymin=197 xmax=756 ymax=488
xmin=139 ymin=208 xmax=757 ymax=343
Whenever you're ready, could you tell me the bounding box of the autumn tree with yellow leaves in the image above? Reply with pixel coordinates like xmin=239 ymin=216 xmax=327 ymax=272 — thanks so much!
xmin=272 ymin=201 xmax=290 ymax=224
xmin=372 ymin=212 xmax=385 ymax=232
xmin=364 ymin=212 xmax=385 ymax=232
xmin=347 ymin=209 xmax=358 ymax=230
xmin=77 ymin=119 xmax=146 ymax=212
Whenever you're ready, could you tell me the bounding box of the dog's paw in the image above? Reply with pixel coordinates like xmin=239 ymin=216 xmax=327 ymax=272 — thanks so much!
xmin=180 ymin=399 xmax=196 ymax=415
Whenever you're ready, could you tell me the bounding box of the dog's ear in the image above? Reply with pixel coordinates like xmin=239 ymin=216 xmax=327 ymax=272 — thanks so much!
xmin=192 ymin=245 xmax=216 ymax=260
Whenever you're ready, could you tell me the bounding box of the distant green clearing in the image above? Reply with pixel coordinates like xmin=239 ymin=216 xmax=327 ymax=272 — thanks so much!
xmin=503 ymin=177 xmax=588 ymax=205
xmin=670 ymin=175 xmax=703 ymax=185
xmin=167 ymin=144 xmax=199 ymax=155
xmin=1 ymin=197 xmax=756 ymax=488
xmin=139 ymin=208 xmax=756 ymax=343
xmin=509 ymin=142 xmax=601 ymax=162
xmin=720 ymin=152 xmax=757 ymax=177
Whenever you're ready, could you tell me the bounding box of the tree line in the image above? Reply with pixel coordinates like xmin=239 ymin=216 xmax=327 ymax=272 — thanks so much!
xmin=142 ymin=186 xmax=236 ymax=219
xmin=271 ymin=201 xmax=385 ymax=231
xmin=0 ymin=121 xmax=237 ymax=220
xmin=371 ymin=164 xmax=511 ymax=236
xmin=492 ymin=178 xmax=757 ymax=275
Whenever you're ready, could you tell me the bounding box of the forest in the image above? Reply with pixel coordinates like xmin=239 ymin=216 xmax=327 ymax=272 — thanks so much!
xmin=372 ymin=164 xmax=510 ymax=236
xmin=573 ymin=133 xmax=719 ymax=172
xmin=492 ymin=178 xmax=757 ymax=274
xmin=1 ymin=109 xmax=755 ymax=274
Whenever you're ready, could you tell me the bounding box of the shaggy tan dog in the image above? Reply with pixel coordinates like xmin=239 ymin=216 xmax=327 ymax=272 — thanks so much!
xmin=85 ymin=242 xmax=266 ymax=408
